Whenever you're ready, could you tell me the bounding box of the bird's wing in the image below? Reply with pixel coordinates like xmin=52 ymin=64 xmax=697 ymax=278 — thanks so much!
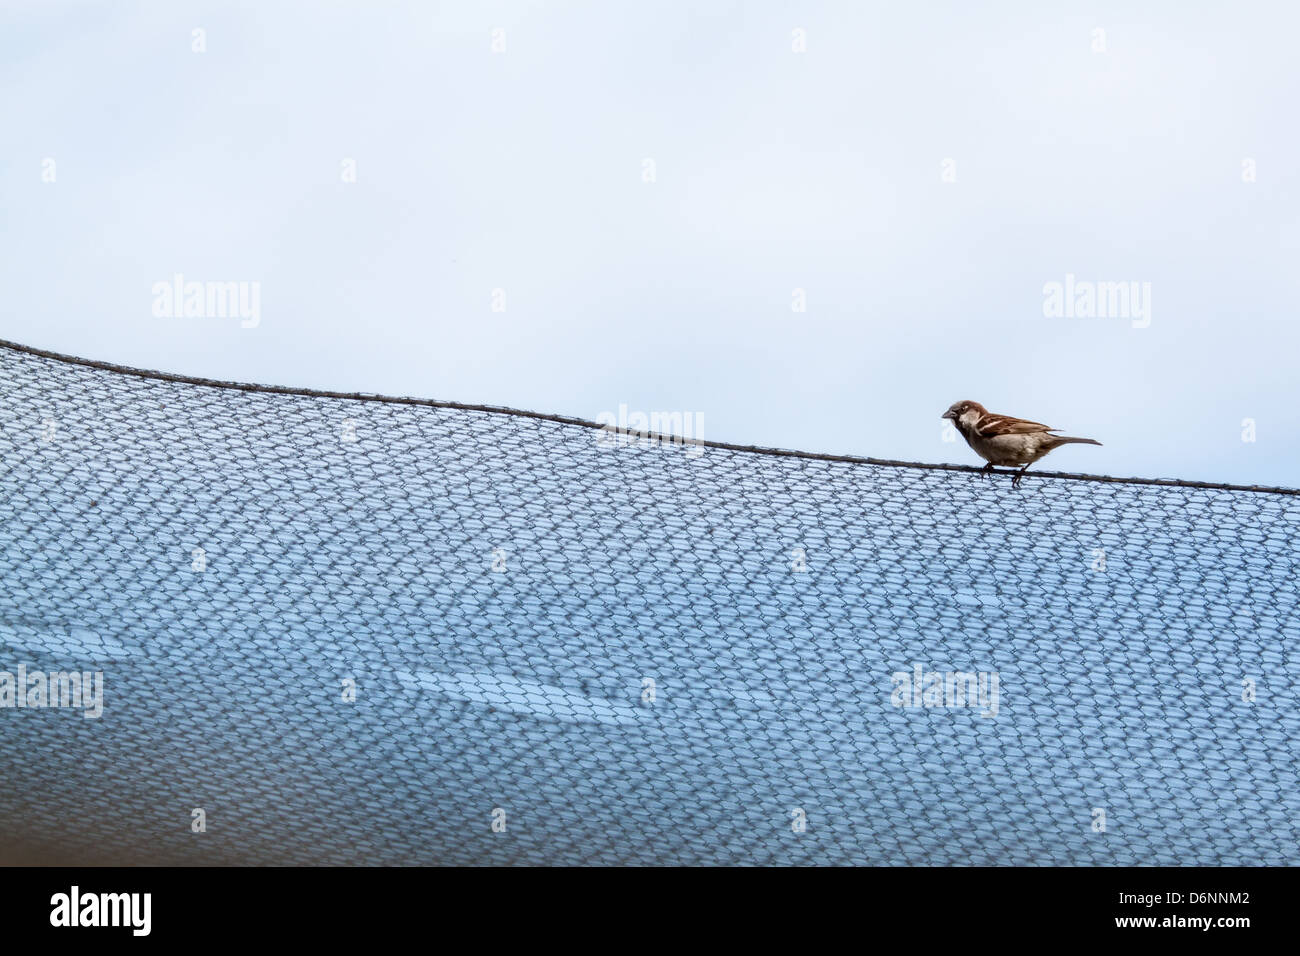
xmin=974 ymin=413 xmax=1054 ymax=437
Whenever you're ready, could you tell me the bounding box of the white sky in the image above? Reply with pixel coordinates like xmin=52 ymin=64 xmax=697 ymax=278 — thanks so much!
xmin=3 ymin=1 xmax=1298 ymax=485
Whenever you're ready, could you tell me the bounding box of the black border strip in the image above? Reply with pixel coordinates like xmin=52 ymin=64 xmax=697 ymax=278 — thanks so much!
xmin=3 ymin=337 xmax=1296 ymax=496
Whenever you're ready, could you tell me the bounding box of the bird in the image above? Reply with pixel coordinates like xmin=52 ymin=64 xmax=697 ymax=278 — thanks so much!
xmin=942 ymin=400 xmax=1101 ymax=488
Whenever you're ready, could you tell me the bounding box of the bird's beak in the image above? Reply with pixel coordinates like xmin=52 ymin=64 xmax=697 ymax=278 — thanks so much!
xmin=941 ymin=410 xmax=955 ymax=420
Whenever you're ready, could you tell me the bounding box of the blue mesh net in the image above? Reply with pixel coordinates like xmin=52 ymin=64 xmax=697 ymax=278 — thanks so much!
xmin=1 ymin=341 xmax=1297 ymax=864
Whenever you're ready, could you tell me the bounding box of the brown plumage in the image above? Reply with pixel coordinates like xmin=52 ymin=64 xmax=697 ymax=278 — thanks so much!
xmin=942 ymin=400 xmax=1101 ymax=487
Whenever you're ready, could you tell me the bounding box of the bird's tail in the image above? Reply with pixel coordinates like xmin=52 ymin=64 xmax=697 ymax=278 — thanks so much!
xmin=1050 ymin=435 xmax=1102 ymax=447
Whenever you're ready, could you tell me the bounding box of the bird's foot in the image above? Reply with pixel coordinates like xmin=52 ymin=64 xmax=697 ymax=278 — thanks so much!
xmin=1011 ymin=467 xmax=1028 ymax=489
xmin=980 ymin=462 xmax=996 ymax=480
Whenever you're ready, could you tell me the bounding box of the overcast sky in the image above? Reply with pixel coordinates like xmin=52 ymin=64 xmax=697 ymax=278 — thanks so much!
xmin=3 ymin=1 xmax=1297 ymax=486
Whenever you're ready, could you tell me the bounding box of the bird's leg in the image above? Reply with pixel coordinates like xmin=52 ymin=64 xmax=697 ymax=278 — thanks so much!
xmin=980 ymin=462 xmax=996 ymax=480
xmin=1011 ymin=465 xmax=1029 ymax=489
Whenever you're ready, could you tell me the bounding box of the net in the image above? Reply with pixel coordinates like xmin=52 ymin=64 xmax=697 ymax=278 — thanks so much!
xmin=1 ymin=339 xmax=1297 ymax=865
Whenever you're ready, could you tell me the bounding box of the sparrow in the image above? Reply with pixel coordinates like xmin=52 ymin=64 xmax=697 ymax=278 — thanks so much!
xmin=942 ymin=400 xmax=1101 ymax=488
